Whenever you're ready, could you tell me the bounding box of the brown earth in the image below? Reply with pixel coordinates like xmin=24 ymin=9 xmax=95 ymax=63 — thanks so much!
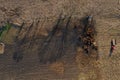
xmin=0 ymin=0 xmax=119 ymax=80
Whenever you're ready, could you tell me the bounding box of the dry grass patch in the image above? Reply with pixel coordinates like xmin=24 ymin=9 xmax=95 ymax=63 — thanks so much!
xmin=49 ymin=61 xmax=65 ymax=75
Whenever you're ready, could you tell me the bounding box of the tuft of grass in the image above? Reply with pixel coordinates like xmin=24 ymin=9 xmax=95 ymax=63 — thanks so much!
xmin=0 ymin=23 xmax=12 ymax=40
xmin=108 ymin=28 xmax=120 ymax=35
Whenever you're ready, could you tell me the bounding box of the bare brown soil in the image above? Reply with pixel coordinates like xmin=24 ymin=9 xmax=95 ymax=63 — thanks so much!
xmin=0 ymin=0 xmax=119 ymax=80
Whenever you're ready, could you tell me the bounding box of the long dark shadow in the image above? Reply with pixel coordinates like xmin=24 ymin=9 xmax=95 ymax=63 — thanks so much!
xmin=57 ymin=15 xmax=72 ymax=59
xmin=20 ymin=21 xmax=34 ymax=45
xmin=38 ymin=13 xmax=64 ymax=63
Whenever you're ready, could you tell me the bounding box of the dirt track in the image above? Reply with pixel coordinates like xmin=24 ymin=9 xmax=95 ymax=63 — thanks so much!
xmin=0 ymin=0 xmax=120 ymax=80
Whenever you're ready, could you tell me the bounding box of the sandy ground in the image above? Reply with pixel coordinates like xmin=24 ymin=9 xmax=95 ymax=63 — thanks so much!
xmin=0 ymin=0 xmax=119 ymax=80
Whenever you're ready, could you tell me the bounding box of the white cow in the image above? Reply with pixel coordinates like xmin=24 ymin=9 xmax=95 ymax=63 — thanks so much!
xmin=111 ymin=39 xmax=116 ymax=46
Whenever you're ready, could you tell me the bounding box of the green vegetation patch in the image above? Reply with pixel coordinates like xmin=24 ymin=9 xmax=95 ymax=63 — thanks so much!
xmin=0 ymin=23 xmax=18 ymax=44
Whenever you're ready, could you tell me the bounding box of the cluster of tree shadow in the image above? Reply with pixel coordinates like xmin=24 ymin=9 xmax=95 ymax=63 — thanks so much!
xmin=12 ymin=13 xmax=98 ymax=63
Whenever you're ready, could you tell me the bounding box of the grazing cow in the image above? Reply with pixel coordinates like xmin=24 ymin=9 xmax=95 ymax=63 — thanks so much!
xmin=83 ymin=45 xmax=89 ymax=54
xmin=109 ymin=39 xmax=116 ymax=57
xmin=92 ymin=41 xmax=98 ymax=50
